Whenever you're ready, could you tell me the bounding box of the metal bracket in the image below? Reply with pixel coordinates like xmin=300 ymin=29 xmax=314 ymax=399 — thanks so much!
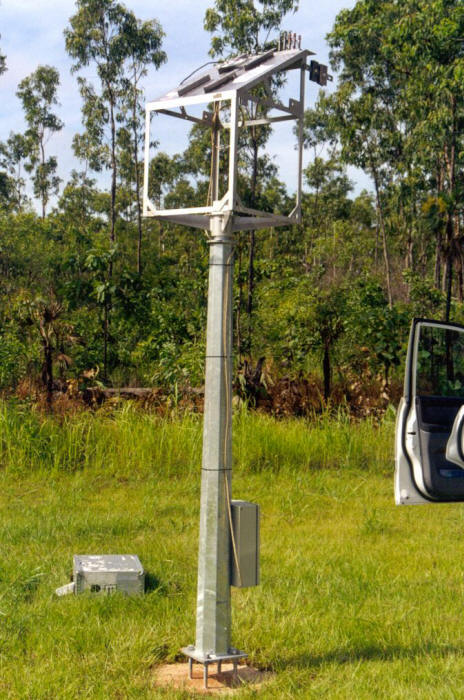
xmin=157 ymin=107 xmax=213 ymax=126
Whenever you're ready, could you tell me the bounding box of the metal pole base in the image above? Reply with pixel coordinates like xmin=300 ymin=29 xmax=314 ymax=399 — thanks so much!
xmin=181 ymin=645 xmax=247 ymax=689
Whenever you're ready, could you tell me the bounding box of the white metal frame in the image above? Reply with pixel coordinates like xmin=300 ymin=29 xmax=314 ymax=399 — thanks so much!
xmin=143 ymin=49 xmax=309 ymax=233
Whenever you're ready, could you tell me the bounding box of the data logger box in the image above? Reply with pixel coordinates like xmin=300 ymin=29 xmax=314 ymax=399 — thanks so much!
xmin=73 ymin=555 xmax=144 ymax=595
xmin=230 ymin=501 xmax=260 ymax=588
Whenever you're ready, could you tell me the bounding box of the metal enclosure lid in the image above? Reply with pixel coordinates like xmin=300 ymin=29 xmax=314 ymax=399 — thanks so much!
xmin=73 ymin=554 xmax=144 ymax=574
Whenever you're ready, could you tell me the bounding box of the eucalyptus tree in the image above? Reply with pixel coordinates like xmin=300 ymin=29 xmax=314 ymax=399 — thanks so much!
xmin=117 ymin=15 xmax=165 ymax=274
xmin=65 ymin=2 xmax=165 ymax=255
xmin=204 ymin=0 xmax=299 ymax=355
xmin=16 ymin=66 xmax=63 ymax=218
xmin=65 ymin=0 xmax=130 ymax=250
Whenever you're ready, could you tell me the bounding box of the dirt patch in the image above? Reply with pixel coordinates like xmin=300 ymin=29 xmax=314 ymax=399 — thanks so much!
xmin=154 ymin=662 xmax=272 ymax=695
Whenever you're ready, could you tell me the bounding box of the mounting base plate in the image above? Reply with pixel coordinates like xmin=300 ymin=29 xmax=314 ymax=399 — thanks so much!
xmin=181 ymin=646 xmax=248 ymax=688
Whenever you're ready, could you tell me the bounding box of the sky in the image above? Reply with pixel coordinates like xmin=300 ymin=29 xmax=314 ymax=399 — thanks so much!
xmin=0 ymin=0 xmax=365 ymax=205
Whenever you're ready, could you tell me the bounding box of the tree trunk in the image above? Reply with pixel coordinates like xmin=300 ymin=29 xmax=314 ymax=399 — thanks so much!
xmin=247 ymin=230 xmax=255 ymax=314
xmin=323 ymin=342 xmax=331 ymax=401
xmin=39 ymin=322 xmax=53 ymax=409
xmin=457 ymin=257 xmax=463 ymax=303
xmin=370 ymin=159 xmax=392 ymax=307
xmin=405 ymin=227 xmax=413 ymax=272
xmin=40 ymin=136 xmax=46 ymax=219
xmin=102 ymin=23 xmax=116 ymax=260
xmin=444 ymin=214 xmax=454 ymax=321
xmin=445 ymin=251 xmax=452 ymax=323
xmin=132 ymin=69 xmax=143 ymax=274
xmin=246 ymin=132 xmax=259 ymax=353
xmin=110 ymin=98 xmax=117 ymax=247
xmin=443 ymin=97 xmax=458 ymax=318
xmin=45 ymin=344 xmax=53 ymax=408
xmin=434 ymin=228 xmax=442 ymax=289
xmin=103 ymin=299 xmax=109 ymax=382
xmin=105 ymin=89 xmax=117 ymax=381
xmin=236 ymin=233 xmax=243 ymax=361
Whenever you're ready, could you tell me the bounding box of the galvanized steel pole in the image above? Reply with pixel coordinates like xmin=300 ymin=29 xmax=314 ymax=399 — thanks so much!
xmin=194 ymin=213 xmax=234 ymax=657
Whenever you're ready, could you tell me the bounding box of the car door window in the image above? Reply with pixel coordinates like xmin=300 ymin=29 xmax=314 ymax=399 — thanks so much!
xmin=416 ymin=325 xmax=464 ymax=398
xmin=413 ymin=321 xmax=464 ymax=499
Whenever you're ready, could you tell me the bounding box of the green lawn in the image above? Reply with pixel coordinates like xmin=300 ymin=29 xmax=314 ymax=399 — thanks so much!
xmin=1 ymin=404 xmax=464 ymax=698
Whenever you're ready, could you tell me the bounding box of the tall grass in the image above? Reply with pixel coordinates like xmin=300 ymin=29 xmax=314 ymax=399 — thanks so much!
xmin=235 ymin=408 xmax=394 ymax=474
xmin=0 ymin=402 xmax=203 ymax=477
xmin=0 ymin=401 xmax=395 ymax=477
xmin=3 ymin=401 xmax=464 ymax=698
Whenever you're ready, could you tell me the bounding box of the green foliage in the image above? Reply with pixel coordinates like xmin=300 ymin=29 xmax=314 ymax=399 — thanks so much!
xmin=0 ymin=327 xmax=34 ymax=389
xmin=0 ymin=132 xmax=29 ymax=211
xmin=257 ymin=276 xmax=343 ymax=366
xmin=345 ymin=281 xmax=410 ymax=384
xmin=2 ymin=0 xmax=464 ymax=403
xmin=0 ymin=171 xmax=12 ymax=208
xmin=404 ymin=270 xmax=445 ymax=318
xmin=327 ymin=0 xmax=464 ymax=311
xmin=148 ymin=152 xmax=184 ymax=207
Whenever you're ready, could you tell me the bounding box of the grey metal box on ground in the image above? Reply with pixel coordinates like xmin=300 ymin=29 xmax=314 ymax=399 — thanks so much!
xmin=230 ymin=501 xmax=260 ymax=588
xmin=73 ymin=555 xmax=144 ymax=595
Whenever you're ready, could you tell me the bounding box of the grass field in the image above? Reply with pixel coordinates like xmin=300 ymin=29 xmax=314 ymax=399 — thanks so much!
xmin=2 ymin=403 xmax=464 ymax=698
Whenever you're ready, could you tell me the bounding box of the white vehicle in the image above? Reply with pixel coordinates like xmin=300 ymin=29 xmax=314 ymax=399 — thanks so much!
xmin=395 ymin=318 xmax=464 ymax=505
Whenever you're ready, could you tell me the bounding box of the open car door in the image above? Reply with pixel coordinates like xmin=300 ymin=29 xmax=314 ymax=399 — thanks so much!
xmin=395 ymin=318 xmax=464 ymax=504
